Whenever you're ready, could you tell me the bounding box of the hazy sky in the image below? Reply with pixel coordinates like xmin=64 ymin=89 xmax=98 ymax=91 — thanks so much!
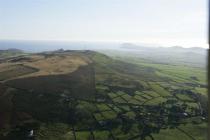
xmin=0 ymin=0 xmax=208 ymax=48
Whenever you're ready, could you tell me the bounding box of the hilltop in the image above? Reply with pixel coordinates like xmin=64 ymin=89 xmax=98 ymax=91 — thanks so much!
xmin=0 ymin=48 xmax=24 ymax=58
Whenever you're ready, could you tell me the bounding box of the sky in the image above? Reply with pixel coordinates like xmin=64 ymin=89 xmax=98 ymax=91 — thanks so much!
xmin=0 ymin=0 xmax=208 ymax=48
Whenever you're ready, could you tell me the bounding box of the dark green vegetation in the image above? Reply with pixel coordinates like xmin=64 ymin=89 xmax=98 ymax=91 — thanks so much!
xmin=0 ymin=65 xmax=38 ymax=81
xmin=0 ymin=49 xmax=207 ymax=140
xmin=6 ymin=64 xmax=95 ymax=100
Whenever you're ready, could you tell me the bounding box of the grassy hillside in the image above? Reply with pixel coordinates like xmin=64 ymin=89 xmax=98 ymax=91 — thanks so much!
xmin=0 ymin=49 xmax=25 ymax=59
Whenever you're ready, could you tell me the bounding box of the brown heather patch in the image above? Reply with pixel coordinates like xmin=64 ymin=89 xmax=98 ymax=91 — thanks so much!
xmin=0 ymin=53 xmax=92 ymax=81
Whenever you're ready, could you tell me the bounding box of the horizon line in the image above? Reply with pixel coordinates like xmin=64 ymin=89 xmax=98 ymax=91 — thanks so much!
xmin=0 ymin=39 xmax=208 ymax=49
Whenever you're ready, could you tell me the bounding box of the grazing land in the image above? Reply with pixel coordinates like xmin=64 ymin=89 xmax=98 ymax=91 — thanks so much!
xmin=0 ymin=49 xmax=207 ymax=140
